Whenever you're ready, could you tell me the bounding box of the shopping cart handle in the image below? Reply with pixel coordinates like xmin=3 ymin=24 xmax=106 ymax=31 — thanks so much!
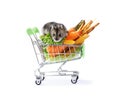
xmin=27 ymin=27 xmax=39 ymax=35
xmin=26 ymin=28 xmax=34 ymax=35
xmin=33 ymin=27 xmax=39 ymax=34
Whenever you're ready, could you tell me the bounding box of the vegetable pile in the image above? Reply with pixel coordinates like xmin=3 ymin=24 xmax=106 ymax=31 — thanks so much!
xmin=40 ymin=20 xmax=99 ymax=61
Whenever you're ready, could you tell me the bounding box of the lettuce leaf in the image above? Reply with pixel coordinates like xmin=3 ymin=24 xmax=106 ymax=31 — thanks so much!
xmin=40 ymin=33 xmax=63 ymax=44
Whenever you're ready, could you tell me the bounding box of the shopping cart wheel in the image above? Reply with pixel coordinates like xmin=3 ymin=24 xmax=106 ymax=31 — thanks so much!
xmin=71 ymin=75 xmax=79 ymax=84
xmin=41 ymin=76 xmax=45 ymax=81
xmin=35 ymin=79 xmax=41 ymax=85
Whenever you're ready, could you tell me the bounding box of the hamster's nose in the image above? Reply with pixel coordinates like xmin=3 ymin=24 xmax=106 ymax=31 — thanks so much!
xmin=55 ymin=38 xmax=59 ymax=40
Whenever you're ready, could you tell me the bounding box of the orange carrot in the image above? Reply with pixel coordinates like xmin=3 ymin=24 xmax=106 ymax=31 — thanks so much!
xmin=66 ymin=20 xmax=85 ymax=40
xmin=47 ymin=45 xmax=67 ymax=57
xmin=65 ymin=29 xmax=82 ymax=40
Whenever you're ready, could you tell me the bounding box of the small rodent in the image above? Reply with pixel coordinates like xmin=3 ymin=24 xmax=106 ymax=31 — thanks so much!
xmin=42 ymin=22 xmax=68 ymax=42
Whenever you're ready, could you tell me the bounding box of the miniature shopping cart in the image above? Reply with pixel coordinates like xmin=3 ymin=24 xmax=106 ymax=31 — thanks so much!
xmin=27 ymin=27 xmax=84 ymax=85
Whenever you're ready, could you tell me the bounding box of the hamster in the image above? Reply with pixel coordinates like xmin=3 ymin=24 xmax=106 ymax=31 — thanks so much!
xmin=42 ymin=22 xmax=67 ymax=42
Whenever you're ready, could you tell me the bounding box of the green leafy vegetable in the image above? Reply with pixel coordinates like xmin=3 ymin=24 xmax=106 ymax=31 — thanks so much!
xmin=40 ymin=33 xmax=63 ymax=44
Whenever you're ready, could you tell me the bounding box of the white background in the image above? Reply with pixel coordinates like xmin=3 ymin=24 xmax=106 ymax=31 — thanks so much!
xmin=0 ymin=0 xmax=120 ymax=95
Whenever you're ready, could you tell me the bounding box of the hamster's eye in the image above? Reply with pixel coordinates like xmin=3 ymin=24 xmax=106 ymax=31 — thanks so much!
xmin=59 ymin=34 xmax=62 ymax=37
xmin=53 ymin=34 xmax=55 ymax=36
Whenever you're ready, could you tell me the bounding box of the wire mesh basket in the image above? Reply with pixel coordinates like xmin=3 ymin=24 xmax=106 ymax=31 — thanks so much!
xmin=40 ymin=43 xmax=83 ymax=64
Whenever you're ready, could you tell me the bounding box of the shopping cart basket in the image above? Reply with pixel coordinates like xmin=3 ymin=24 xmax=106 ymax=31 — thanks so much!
xmin=27 ymin=27 xmax=85 ymax=85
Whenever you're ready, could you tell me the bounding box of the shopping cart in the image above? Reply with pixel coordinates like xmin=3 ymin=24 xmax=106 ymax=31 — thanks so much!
xmin=27 ymin=27 xmax=84 ymax=85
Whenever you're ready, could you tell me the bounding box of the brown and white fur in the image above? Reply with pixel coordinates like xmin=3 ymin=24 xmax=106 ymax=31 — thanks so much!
xmin=42 ymin=22 xmax=68 ymax=42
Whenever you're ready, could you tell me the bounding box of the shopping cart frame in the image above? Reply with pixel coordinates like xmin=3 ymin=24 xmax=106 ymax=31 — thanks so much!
xmin=27 ymin=28 xmax=84 ymax=85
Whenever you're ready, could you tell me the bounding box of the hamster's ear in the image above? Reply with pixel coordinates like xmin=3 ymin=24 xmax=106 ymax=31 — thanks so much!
xmin=59 ymin=24 xmax=63 ymax=29
xmin=50 ymin=26 xmax=54 ymax=30
xmin=58 ymin=24 xmax=63 ymax=29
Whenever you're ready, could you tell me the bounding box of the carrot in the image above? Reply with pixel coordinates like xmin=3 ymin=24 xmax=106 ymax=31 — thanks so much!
xmin=47 ymin=45 xmax=67 ymax=57
xmin=66 ymin=20 xmax=85 ymax=40
xmin=65 ymin=30 xmax=82 ymax=40
xmin=66 ymin=24 xmax=84 ymax=40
